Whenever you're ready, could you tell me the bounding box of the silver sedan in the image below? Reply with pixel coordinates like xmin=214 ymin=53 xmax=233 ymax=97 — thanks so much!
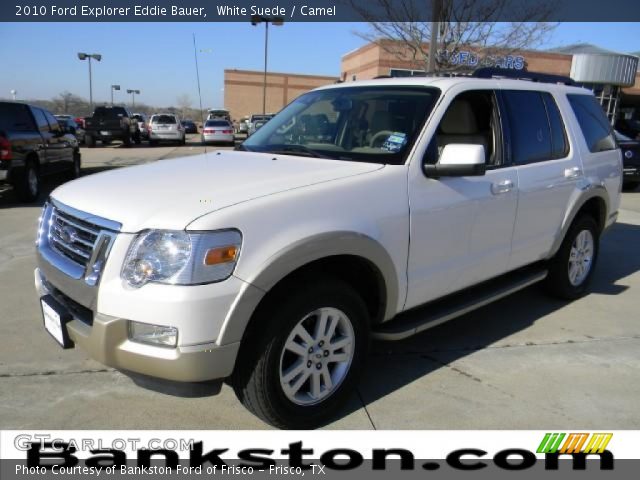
xmin=202 ymin=120 xmax=235 ymax=146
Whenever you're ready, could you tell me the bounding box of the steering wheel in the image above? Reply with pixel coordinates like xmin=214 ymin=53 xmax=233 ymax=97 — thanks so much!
xmin=369 ymin=130 xmax=395 ymax=148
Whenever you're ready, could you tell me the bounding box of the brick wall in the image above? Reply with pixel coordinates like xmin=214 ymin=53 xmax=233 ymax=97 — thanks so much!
xmin=224 ymin=69 xmax=339 ymax=120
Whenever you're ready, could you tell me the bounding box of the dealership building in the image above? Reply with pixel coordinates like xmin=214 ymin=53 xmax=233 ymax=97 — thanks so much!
xmin=224 ymin=41 xmax=640 ymax=127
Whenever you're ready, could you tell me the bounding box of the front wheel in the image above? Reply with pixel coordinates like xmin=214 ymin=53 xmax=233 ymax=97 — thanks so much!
xmin=545 ymin=215 xmax=599 ymax=300
xmin=68 ymin=151 xmax=81 ymax=179
xmin=232 ymin=279 xmax=369 ymax=429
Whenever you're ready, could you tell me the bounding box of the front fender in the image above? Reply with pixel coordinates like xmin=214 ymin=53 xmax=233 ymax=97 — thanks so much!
xmin=216 ymin=231 xmax=399 ymax=346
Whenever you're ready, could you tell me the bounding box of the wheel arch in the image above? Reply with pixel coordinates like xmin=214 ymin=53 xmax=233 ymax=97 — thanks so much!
xmin=217 ymin=231 xmax=399 ymax=346
xmin=549 ymin=187 xmax=608 ymax=258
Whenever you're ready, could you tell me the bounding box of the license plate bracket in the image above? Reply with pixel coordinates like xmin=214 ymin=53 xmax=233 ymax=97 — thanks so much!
xmin=41 ymin=295 xmax=74 ymax=349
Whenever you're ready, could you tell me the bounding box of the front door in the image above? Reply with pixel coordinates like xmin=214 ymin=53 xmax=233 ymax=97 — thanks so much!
xmin=405 ymin=89 xmax=518 ymax=309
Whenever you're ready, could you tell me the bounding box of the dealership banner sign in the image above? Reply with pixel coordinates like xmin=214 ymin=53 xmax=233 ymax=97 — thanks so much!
xmin=2 ymin=0 xmax=640 ymax=22
xmin=1 ymin=430 xmax=640 ymax=478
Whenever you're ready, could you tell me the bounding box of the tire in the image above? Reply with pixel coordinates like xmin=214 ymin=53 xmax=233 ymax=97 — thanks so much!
xmin=86 ymin=135 xmax=95 ymax=148
xmin=232 ymin=278 xmax=370 ymax=429
xmin=545 ymin=215 xmax=599 ymax=300
xmin=134 ymin=131 xmax=141 ymax=145
xmin=16 ymin=159 xmax=40 ymax=203
xmin=149 ymin=139 xmax=157 ymax=147
xmin=181 ymin=135 xmax=186 ymax=146
xmin=622 ymin=181 xmax=639 ymax=192
xmin=68 ymin=151 xmax=81 ymax=180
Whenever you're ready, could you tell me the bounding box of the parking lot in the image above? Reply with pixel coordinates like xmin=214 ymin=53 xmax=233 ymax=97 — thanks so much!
xmin=1 ymin=137 xmax=639 ymax=430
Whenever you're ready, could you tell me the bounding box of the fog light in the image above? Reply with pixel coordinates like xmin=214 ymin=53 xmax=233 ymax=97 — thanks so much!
xmin=128 ymin=321 xmax=178 ymax=347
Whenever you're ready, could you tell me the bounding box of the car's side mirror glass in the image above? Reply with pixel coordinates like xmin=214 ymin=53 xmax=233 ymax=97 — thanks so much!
xmin=423 ymin=144 xmax=487 ymax=178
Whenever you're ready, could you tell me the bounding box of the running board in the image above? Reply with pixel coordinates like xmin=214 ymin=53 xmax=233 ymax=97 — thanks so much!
xmin=373 ymin=266 xmax=548 ymax=341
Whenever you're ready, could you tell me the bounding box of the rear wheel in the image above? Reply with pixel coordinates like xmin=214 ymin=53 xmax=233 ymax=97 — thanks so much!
xmin=545 ymin=215 xmax=599 ymax=299
xmin=232 ymin=278 xmax=369 ymax=429
xmin=16 ymin=159 xmax=40 ymax=203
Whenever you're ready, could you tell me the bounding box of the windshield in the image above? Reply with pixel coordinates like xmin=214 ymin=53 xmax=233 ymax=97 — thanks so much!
xmin=242 ymin=86 xmax=440 ymax=164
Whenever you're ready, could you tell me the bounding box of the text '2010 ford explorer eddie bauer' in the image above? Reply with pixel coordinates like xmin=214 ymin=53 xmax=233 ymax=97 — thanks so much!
xmin=35 ymin=72 xmax=622 ymax=429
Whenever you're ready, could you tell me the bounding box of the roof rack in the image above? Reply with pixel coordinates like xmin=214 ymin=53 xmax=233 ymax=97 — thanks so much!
xmin=471 ymin=67 xmax=575 ymax=85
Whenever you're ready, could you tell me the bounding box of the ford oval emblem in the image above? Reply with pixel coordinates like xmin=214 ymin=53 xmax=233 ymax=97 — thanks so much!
xmin=59 ymin=225 xmax=77 ymax=244
xmin=625 ymin=150 xmax=633 ymax=159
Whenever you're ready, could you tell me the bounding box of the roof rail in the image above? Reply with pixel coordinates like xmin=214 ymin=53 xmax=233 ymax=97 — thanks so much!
xmin=472 ymin=67 xmax=575 ymax=85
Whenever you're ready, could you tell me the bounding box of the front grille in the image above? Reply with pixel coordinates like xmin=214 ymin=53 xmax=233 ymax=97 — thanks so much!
xmin=49 ymin=207 xmax=100 ymax=267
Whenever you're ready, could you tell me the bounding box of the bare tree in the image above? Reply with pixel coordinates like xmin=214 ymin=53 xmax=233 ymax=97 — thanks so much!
xmin=176 ymin=94 xmax=193 ymax=118
xmin=348 ymin=0 xmax=557 ymax=72
xmin=51 ymin=91 xmax=86 ymax=114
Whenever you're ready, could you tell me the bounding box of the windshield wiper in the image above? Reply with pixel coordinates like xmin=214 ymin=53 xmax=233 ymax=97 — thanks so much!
xmin=267 ymin=145 xmax=334 ymax=159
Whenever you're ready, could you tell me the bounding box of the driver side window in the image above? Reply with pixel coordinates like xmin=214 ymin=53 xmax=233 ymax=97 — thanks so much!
xmin=426 ymin=90 xmax=501 ymax=166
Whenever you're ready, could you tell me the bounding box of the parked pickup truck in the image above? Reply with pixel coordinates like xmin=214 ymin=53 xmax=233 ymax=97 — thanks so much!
xmin=0 ymin=101 xmax=80 ymax=202
xmin=85 ymin=106 xmax=141 ymax=147
xmin=35 ymin=71 xmax=622 ymax=428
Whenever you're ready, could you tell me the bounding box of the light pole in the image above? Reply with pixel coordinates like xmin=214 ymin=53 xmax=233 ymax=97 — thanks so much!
xmin=77 ymin=53 xmax=102 ymax=111
xmin=251 ymin=15 xmax=283 ymax=114
xmin=127 ymin=89 xmax=140 ymax=109
xmin=110 ymin=85 xmax=120 ymax=106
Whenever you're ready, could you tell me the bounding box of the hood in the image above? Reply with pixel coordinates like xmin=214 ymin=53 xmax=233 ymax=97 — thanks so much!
xmin=51 ymin=150 xmax=383 ymax=232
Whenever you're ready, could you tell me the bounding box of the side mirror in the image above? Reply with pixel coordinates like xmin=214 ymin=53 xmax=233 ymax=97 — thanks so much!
xmin=423 ymin=144 xmax=486 ymax=178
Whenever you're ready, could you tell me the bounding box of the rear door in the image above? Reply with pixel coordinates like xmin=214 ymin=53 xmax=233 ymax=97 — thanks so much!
xmin=30 ymin=107 xmax=56 ymax=170
xmin=44 ymin=110 xmax=74 ymax=167
xmin=502 ymin=90 xmax=579 ymax=270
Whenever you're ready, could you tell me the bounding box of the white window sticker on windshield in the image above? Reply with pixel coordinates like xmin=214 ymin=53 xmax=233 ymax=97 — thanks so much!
xmin=382 ymin=132 xmax=408 ymax=152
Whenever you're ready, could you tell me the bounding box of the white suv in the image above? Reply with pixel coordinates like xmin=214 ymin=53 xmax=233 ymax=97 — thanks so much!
xmin=35 ymin=72 xmax=622 ymax=428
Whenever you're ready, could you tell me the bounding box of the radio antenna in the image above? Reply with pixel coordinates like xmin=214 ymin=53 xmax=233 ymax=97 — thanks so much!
xmin=192 ymin=33 xmax=207 ymax=153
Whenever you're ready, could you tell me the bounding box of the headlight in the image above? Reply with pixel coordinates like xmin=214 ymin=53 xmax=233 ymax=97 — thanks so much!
xmin=122 ymin=229 xmax=241 ymax=288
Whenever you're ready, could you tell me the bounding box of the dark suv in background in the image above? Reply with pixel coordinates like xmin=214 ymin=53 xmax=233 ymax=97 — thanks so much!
xmin=84 ymin=106 xmax=141 ymax=147
xmin=0 ymin=101 xmax=80 ymax=202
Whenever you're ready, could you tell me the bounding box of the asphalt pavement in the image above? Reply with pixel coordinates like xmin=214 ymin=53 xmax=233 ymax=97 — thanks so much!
xmin=1 ymin=137 xmax=639 ymax=429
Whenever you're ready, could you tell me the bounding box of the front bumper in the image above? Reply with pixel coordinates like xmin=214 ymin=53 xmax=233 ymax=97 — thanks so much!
xmin=623 ymin=165 xmax=640 ymax=181
xmin=35 ymin=267 xmax=241 ymax=382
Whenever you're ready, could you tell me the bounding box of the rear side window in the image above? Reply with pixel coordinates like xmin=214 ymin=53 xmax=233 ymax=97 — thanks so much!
xmin=502 ymin=91 xmax=552 ymax=165
xmin=0 ymin=103 xmax=35 ymax=132
xmin=567 ymin=94 xmax=616 ymax=153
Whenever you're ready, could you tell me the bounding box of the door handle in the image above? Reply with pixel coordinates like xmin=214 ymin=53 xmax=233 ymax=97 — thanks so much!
xmin=564 ymin=167 xmax=581 ymax=179
xmin=491 ymin=179 xmax=514 ymax=195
